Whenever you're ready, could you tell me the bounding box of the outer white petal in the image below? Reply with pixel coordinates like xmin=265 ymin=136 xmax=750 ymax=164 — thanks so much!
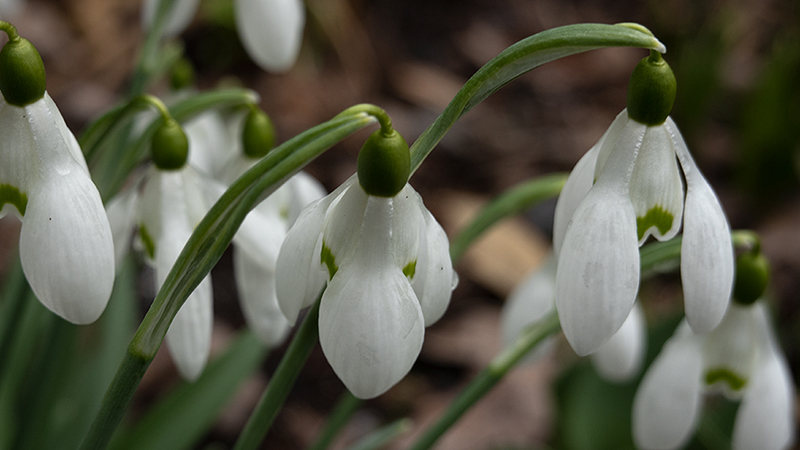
xmin=17 ymin=98 xmax=114 ymax=324
xmin=668 ymin=118 xmax=733 ymax=333
xmin=234 ymin=249 xmax=291 ymax=347
xmin=284 ymin=171 xmax=327 ymax=225
xmin=701 ymin=303 xmax=758 ymax=397
xmin=141 ymin=0 xmax=201 ymax=37
xmin=629 ymin=125 xmax=684 ymax=244
xmin=233 ymin=198 xmax=288 ymax=270
xmin=553 ymin=144 xmax=600 ymax=257
xmin=555 ymin=184 xmax=640 ymax=356
xmin=322 ymin=181 xmax=368 ymax=266
xmin=185 ymin=110 xmax=236 ymax=178
xmin=105 ymin=183 xmax=141 ymax=268
xmin=500 ymin=257 xmax=557 ymax=363
xmin=391 ymin=185 xmax=422 ymax=274
xmin=633 ymin=323 xmax=704 ymax=450
xmin=319 ymin=196 xmax=425 ymax=399
xmin=409 ymin=193 xmax=455 ymax=326
xmin=234 ymin=0 xmax=305 ymax=73
xmin=165 ymin=276 xmax=213 ymax=381
xmin=0 ymin=98 xmax=36 ymax=216
xmin=592 ymin=301 xmax=646 ymax=382
xmin=732 ymin=302 xmax=796 ymax=450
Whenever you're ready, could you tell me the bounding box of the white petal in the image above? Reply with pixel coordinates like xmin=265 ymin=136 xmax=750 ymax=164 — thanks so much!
xmin=553 ymin=144 xmax=600 ymax=257
xmin=592 ymin=301 xmax=647 ymax=382
xmin=391 ymin=185 xmax=422 ymax=274
xmin=233 ymin=198 xmax=288 ymax=270
xmin=669 ymin=118 xmax=733 ymax=333
xmin=0 ymin=99 xmax=36 ymax=216
xmin=322 ymin=181 xmax=368 ymax=267
xmin=105 ymin=182 xmax=141 ymax=268
xmin=234 ymin=0 xmax=305 ymax=73
xmin=500 ymin=257 xmax=557 ymax=363
xmin=16 ymin=98 xmax=114 ymax=324
xmin=632 ymin=323 xmax=704 ymax=450
xmin=701 ymin=303 xmax=758 ymax=397
xmin=629 ymin=125 xmax=684 ymax=244
xmin=165 ymin=275 xmax=213 ymax=381
xmin=732 ymin=304 xmax=796 ymax=450
xmin=319 ymin=196 xmax=425 ymax=399
xmin=43 ymin=93 xmax=89 ymax=174
xmin=141 ymin=0 xmax=201 ymax=37
xmin=409 ymin=194 xmax=455 ymax=326
xmin=555 ymin=184 xmax=640 ymax=356
xmin=592 ymin=109 xmax=636 ymax=182
xmin=185 ymin=110 xmax=237 ymax=178
xmin=234 ymin=249 xmax=291 ymax=347
xmin=284 ymin=171 xmax=327 ymax=225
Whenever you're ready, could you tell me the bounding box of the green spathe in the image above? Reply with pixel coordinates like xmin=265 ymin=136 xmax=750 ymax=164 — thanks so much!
xmin=0 ymin=36 xmax=46 ymax=107
xmin=242 ymin=108 xmax=276 ymax=158
xmin=357 ymin=129 xmax=410 ymax=198
xmin=636 ymin=205 xmax=674 ymax=241
xmin=0 ymin=183 xmax=28 ymax=215
xmin=626 ymin=51 xmax=676 ymax=126
xmin=151 ymin=119 xmax=189 ymax=170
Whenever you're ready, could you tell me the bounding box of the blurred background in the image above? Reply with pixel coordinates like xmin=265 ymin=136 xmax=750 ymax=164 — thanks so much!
xmin=0 ymin=0 xmax=798 ymax=448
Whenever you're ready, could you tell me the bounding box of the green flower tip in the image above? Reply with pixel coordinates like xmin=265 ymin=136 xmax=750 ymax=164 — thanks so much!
xmin=151 ymin=119 xmax=189 ymax=170
xmin=626 ymin=51 xmax=676 ymax=126
xmin=357 ymin=128 xmax=410 ymax=197
xmin=733 ymin=251 xmax=770 ymax=305
xmin=170 ymin=57 xmax=196 ymax=91
xmin=242 ymin=108 xmax=276 ymax=158
xmin=0 ymin=37 xmax=46 ymax=106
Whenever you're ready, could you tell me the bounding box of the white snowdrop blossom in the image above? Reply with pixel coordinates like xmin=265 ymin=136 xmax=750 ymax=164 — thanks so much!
xmin=141 ymin=0 xmax=201 ymax=38
xmin=501 ymin=256 xmax=646 ymax=382
xmin=107 ymin=165 xmax=213 ymax=381
xmin=632 ymin=301 xmax=795 ymax=450
xmin=0 ymin=92 xmax=115 ymax=324
xmin=553 ymin=108 xmax=734 ymax=356
xmin=234 ymin=0 xmax=305 ymax=72
xmin=275 ymin=175 xmax=457 ymax=399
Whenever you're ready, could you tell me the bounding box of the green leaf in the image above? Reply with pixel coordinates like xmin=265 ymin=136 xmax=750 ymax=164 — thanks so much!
xmin=108 ymin=330 xmax=268 ymax=450
xmin=409 ymin=23 xmax=666 ymax=173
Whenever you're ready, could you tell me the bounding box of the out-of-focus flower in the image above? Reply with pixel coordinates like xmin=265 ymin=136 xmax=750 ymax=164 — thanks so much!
xmin=234 ymin=0 xmax=305 ymax=72
xmin=553 ymin=53 xmax=733 ymax=356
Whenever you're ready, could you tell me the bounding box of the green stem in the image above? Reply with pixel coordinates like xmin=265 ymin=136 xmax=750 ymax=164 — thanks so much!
xmin=78 ymin=350 xmax=151 ymax=450
xmin=233 ymin=299 xmax=322 ymax=450
xmin=0 ymin=258 xmax=29 ymax=386
xmin=347 ymin=419 xmax=413 ymax=450
xmin=0 ymin=20 xmax=20 ymax=41
xmin=308 ymin=391 xmax=362 ymax=450
xmin=408 ymin=310 xmax=561 ymax=450
xmin=130 ymin=0 xmax=177 ymax=95
xmin=449 ymin=173 xmax=567 ymax=262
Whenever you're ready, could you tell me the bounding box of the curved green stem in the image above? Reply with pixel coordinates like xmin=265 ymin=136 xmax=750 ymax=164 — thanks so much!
xmin=449 ymin=173 xmax=567 ymax=262
xmin=408 ymin=310 xmax=561 ymax=450
xmin=233 ymin=298 xmax=322 ymax=450
xmin=0 ymin=20 xmax=20 ymax=41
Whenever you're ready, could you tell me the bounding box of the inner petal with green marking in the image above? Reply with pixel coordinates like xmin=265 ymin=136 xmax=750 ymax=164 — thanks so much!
xmin=139 ymin=223 xmax=156 ymax=259
xmin=0 ymin=183 xmax=28 ymax=216
xmin=636 ymin=205 xmax=674 ymax=241
xmin=402 ymin=260 xmax=417 ymax=279
xmin=321 ymin=241 xmax=338 ymax=279
xmin=704 ymin=367 xmax=747 ymax=392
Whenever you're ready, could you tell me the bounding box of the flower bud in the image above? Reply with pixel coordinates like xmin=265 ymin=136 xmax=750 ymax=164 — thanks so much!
xmin=242 ymin=108 xmax=276 ymax=158
xmin=0 ymin=37 xmax=46 ymax=107
xmin=151 ymin=119 xmax=189 ymax=170
xmin=357 ymin=128 xmax=410 ymax=197
xmin=733 ymin=251 xmax=769 ymax=305
xmin=626 ymin=52 xmax=676 ymax=126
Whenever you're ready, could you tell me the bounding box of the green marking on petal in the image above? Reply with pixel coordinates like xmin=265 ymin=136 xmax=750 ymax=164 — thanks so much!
xmin=0 ymin=184 xmax=27 ymax=215
xmin=139 ymin=223 xmax=156 ymax=259
xmin=320 ymin=241 xmax=338 ymax=279
xmin=636 ymin=205 xmax=674 ymax=240
xmin=403 ymin=260 xmax=417 ymax=279
xmin=705 ymin=367 xmax=747 ymax=392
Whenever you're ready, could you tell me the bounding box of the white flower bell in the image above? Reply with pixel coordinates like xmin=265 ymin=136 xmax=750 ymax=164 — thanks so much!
xmin=276 ymin=128 xmax=456 ymax=399
xmin=234 ymin=0 xmax=305 ymax=72
xmin=0 ymin=29 xmax=114 ymax=324
xmin=553 ymin=52 xmax=734 ymax=356
xmin=632 ymin=301 xmax=795 ymax=450
xmin=501 ymin=256 xmax=646 ymax=382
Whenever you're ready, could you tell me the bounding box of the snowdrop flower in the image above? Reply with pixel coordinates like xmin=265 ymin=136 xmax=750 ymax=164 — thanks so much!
xmin=553 ymin=51 xmax=733 ymax=356
xmin=501 ymin=256 xmax=646 ymax=382
xmin=0 ymin=25 xmax=114 ymax=324
xmin=190 ymin=107 xmax=326 ymax=346
xmin=107 ymin=117 xmax=213 ymax=381
xmin=633 ymin=249 xmax=794 ymax=450
xmin=234 ymin=0 xmax=305 ymax=72
xmin=141 ymin=0 xmax=201 ymax=38
xmin=276 ymin=126 xmax=457 ymax=399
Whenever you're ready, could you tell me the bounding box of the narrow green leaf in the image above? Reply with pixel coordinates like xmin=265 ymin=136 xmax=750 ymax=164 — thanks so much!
xmin=108 ymin=330 xmax=268 ymax=450
xmin=347 ymin=419 xmax=413 ymax=450
xmin=409 ymin=23 xmax=666 ymax=173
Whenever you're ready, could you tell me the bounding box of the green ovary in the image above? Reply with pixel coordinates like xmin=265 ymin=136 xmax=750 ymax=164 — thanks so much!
xmin=139 ymin=223 xmax=156 ymax=259
xmin=321 ymin=241 xmax=338 ymax=279
xmin=0 ymin=184 xmax=28 ymax=216
xmin=705 ymin=367 xmax=747 ymax=392
xmin=403 ymin=260 xmax=417 ymax=279
xmin=637 ymin=206 xmax=674 ymax=240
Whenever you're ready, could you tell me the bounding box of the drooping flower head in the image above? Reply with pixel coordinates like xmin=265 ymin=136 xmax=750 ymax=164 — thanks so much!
xmin=276 ymin=126 xmax=457 ymax=399
xmin=0 ymin=24 xmax=115 ymax=324
xmin=632 ymin=250 xmax=794 ymax=450
xmin=553 ymin=51 xmax=734 ymax=356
